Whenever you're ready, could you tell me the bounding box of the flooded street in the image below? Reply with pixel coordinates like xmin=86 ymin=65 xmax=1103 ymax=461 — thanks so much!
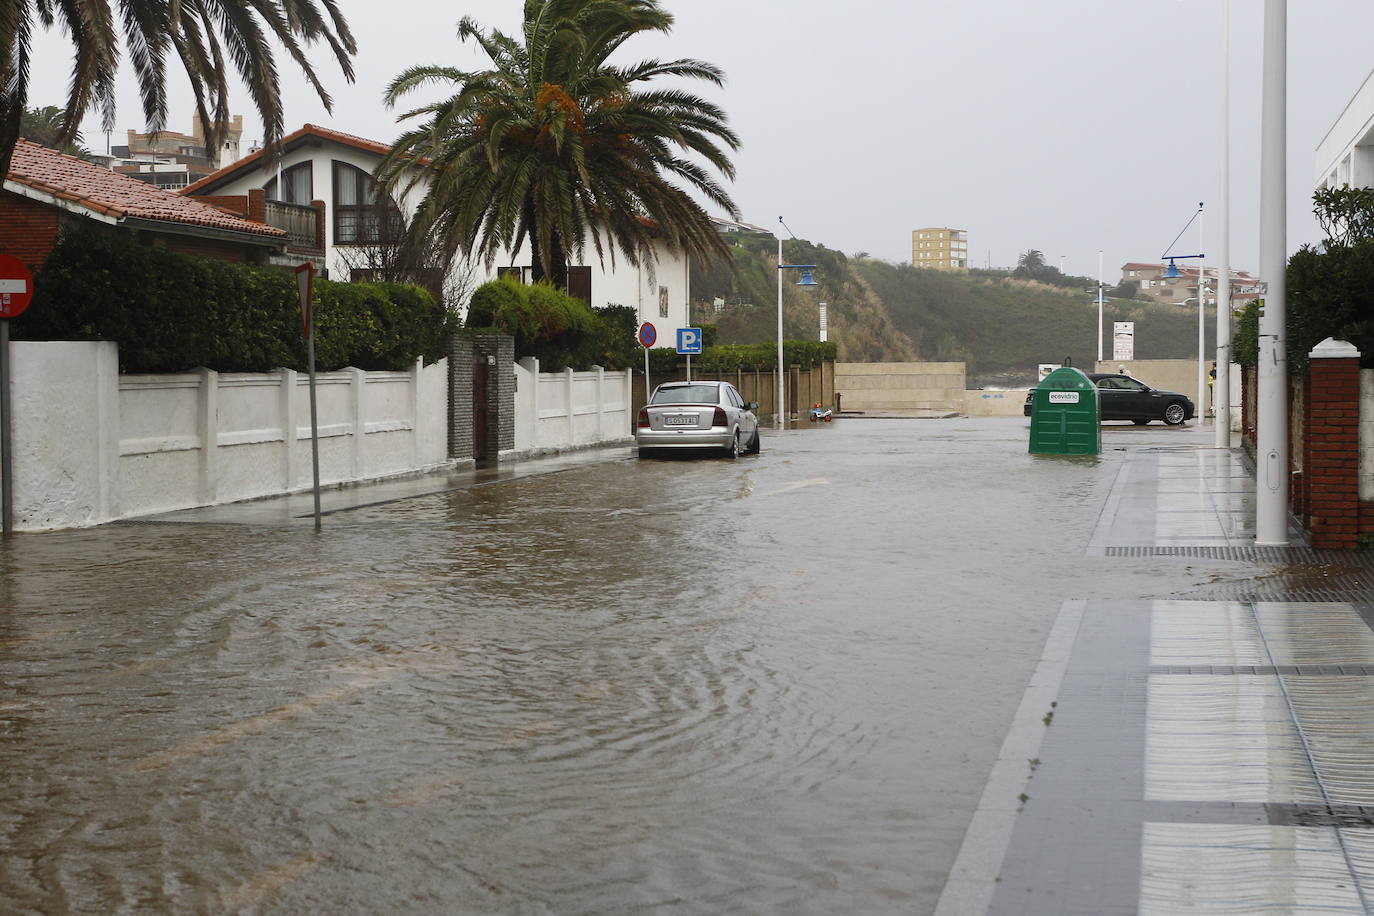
xmin=1 ymin=418 xmax=1230 ymax=914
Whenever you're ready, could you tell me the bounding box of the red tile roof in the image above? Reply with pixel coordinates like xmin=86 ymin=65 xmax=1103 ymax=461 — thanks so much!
xmin=6 ymin=139 xmax=284 ymax=239
xmin=183 ymin=124 xmax=397 ymax=195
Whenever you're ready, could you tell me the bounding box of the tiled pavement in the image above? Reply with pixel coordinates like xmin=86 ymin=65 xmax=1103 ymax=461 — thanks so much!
xmin=938 ymin=431 xmax=1374 ymax=915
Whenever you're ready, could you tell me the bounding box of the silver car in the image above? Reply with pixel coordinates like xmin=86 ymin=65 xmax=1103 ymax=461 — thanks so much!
xmin=636 ymin=381 xmax=761 ymax=459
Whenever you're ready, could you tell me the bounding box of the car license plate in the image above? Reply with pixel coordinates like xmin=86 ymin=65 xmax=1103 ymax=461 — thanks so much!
xmin=664 ymin=415 xmax=696 ymax=427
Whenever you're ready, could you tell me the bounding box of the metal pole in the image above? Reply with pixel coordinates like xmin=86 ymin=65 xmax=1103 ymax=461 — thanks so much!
xmin=776 ymin=224 xmax=785 ymax=431
xmin=686 ymin=354 xmax=691 ymax=383
xmin=1197 ymin=205 xmax=1206 ymax=417
xmin=0 ymin=318 xmax=11 ymax=536
xmin=307 ymin=322 xmax=322 ymax=531
xmin=1216 ymin=0 xmax=1232 ymax=447
xmin=644 ymin=347 xmax=650 ymax=402
xmin=1256 ymin=0 xmax=1288 ymax=545
xmin=1097 ymin=250 xmax=1104 ymax=364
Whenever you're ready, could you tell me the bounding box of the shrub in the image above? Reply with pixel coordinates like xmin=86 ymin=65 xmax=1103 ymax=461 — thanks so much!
xmin=465 ymin=278 xmax=605 ymax=370
xmin=18 ymin=224 xmax=453 ymax=372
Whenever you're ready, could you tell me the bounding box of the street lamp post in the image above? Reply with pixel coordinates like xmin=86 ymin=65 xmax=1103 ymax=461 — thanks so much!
xmin=1255 ymin=0 xmax=1288 ymax=545
xmin=1215 ymin=0 xmax=1233 ymax=447
xmin=775 ymin=218 xmax=818 ymax=430
xmin=1097 ymin=250 xmax=1104 ymax=363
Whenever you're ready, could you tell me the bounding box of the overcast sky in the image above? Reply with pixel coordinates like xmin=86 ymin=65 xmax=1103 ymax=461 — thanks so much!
xmin=29 ymin=1 xmax=1374 ymax=281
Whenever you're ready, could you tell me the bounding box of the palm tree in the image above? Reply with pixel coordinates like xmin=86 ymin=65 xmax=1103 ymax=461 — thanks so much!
xmin=376 ymin=0 xmax=740 ymax=289
xmin=19 ymin=106 xmax=91 ymax=158
xmin=0 ymin=0 xmax=357 ymax=178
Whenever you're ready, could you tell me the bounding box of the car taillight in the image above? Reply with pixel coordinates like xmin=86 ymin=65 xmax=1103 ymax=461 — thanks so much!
xmin=712 ymin=407 xmax=727 ymax=427
xmin=637 ymin=407 xmax=650 ymax=428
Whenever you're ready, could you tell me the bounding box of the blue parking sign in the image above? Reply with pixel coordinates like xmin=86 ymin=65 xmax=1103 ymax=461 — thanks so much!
xmin=676 ymin=327 xmax=703 ymax=355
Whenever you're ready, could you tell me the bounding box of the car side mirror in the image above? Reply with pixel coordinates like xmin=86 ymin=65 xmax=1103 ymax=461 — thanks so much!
xmin=746 ymin=401 xmax=759 ymax=410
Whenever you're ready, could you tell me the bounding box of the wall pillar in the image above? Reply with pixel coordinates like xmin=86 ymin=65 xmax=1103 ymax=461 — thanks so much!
xmin=197 ymin=367 xmax=219 ymax=505
xmin=595 ymin=366 xmax=606 ymax=442
xmin=350 ymin=367 xmax=365 ymax=478
xmin=1305 ymin=338 xmax=1361 ymax=548
xmin=565 ymin=367 xmax=575 ymax=444
xmin=280 ymin=367 xmax=298 ymax=489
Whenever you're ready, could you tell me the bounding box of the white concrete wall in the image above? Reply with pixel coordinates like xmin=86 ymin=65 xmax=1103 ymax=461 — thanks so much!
xmin=512 ymin=358 xmax=633 ymax=454
xmin=8 ymin=341 xmax=448 ymax=530
xmin=11 ymin=342 xmax=121 ymax=528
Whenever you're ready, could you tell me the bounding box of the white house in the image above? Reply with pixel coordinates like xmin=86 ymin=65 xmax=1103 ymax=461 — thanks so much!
xmin=1316 ymin=68 xmax=1374 ymax=190
xmin=183 ymin=123 xmax=693 ymax=344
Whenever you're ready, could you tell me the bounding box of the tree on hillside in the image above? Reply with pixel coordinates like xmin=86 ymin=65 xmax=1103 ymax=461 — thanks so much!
xmin=1015 ymin=249 xmax=1047 ymax=277
xmin=20 ymin=106 xmax=91 ymax=158
xmin=1110 ymin=279 xmax=1139 ymax=300
xmin=376 ymin=0 xmax=741 ymax=290
xmin=0 ymin=0 xmax=357 ymax=179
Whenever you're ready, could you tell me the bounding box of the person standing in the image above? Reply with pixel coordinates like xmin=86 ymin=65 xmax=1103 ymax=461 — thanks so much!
xmin=1207 ymin=362 xmax=1217 ymax=416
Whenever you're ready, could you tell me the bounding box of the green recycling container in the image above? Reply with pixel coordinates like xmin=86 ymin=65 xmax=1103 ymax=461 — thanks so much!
xmin=1028 ymin=366 xmax=1100 ymax=455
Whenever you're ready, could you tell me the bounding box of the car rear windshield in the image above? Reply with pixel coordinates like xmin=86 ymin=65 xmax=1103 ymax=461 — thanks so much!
xmin=650 ymin=385 xmax=720 ymax=405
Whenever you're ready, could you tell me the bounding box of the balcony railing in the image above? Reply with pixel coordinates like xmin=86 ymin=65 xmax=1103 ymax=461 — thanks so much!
xmin=263 ymin=199 xmax=320 ymax=249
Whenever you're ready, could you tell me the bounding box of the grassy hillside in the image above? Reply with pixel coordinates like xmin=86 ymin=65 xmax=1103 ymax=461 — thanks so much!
xmin=691 ymin=238 xmax=1213 ymax=385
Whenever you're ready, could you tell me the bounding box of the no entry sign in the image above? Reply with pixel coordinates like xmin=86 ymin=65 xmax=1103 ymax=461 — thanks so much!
xmin=0 ymin=255 xmax=33 ymax=318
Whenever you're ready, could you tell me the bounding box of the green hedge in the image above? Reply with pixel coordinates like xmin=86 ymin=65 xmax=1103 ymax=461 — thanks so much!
xmin=16 ymin=225 xmax=454 ymax=372
xmin=643 ymin=340 xmax=836 ymax=374
xmin=466 ymin=279 xmax=644 ymax=371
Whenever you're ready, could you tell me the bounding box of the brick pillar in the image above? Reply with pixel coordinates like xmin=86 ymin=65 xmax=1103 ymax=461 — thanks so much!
xmin=448 ymin=335 xmax=475 ymax=460
xmin=473 ymin=333 xmax=515 ymax=457
xmin=1305 ymin=338 xmax=1362 ymax=549
xmin=1296 ymin=374 xmax=1311 ymax=523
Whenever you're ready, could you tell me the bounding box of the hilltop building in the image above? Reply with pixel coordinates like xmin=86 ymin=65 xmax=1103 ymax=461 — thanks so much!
xmin=1119 ymin=262 xmax=1262 ymax=309
xmin=912 ymin=227 xmax=968 ymax=269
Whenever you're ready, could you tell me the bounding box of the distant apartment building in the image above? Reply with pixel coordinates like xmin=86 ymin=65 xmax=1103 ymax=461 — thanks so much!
xmin=912 ymin=227 xmax=968 ymax=269
xmin=97 ymin=116 xmax=244 ymax=191
xmin=1120 ymin=262 xmax=1262 ymax=309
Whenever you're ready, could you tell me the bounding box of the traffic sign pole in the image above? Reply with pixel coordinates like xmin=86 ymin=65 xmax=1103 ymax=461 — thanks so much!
xmin=638 ymin=322 xmax=657 ymax=401
xmin=1 ymin=317 xmax=11 ymax=535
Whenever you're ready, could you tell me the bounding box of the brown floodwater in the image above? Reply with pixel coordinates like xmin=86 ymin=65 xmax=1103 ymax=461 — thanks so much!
xmin=0 ymin=418 xmax=1232 ymax=914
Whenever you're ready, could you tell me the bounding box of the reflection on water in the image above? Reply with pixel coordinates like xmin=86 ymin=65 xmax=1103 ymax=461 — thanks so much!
xmin=0 ymin=420 xmax=1223 ymax=914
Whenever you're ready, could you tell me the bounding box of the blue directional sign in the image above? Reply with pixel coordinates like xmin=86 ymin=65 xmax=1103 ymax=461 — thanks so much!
xmin=676 ymin=327 xmax=703 ymax=355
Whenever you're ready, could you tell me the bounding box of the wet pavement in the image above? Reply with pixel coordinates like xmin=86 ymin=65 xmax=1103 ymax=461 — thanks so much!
xmin=0 ymin=417 xmax=1318 ymax=914
xmin=938 ymin=427 xmax=1374 ymax=915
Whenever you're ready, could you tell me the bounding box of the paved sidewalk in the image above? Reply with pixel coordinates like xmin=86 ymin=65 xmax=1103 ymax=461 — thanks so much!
xmin=938 ymin=428 xmax=1374 ymax=914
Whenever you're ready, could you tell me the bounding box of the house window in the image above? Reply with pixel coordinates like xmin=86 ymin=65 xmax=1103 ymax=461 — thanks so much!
xmin=659 ymin=285 xmax=669 ymax=318
xmin=263 ymin=162 xmax=312 ymax=203
xmin=333 ymin=160 xmax=403 ymax=245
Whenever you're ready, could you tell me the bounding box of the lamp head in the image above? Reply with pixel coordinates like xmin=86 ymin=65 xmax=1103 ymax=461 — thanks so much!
xmin=1163 ymin=259 xmax=1181 ymax=279
xmin=797 ymin=268 xmax=818 ymax=287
